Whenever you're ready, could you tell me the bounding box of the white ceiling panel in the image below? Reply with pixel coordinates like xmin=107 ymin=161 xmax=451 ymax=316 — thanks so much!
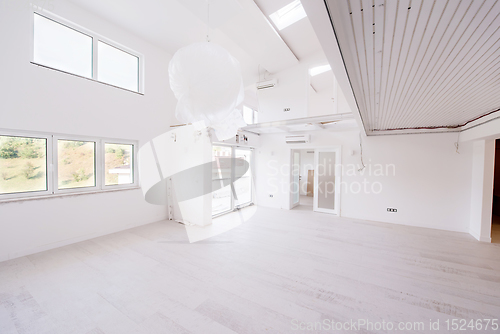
xmin=180 ymin=0 xmax=244 ymax=29
xmin=218 ymin=0 xmax=299 ymax=73
xmin=325 ymin=0 xmax=500 ymax=132
xmin=310 ymin=70 xmax=334 ymax=92
xmin=66 ymin=0 xmax=298 ymax=83
xmin=254 ymin=0 xmax=324 ymax=60
xmin=277 ymin=17 xmax=324 ymax=60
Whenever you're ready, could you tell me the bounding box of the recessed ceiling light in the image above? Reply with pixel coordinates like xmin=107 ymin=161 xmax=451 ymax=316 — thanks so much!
xmin=269 ymin=0 xmax=307 ymax=31
xmin=309 ymin=64 xmax=331 ymax=76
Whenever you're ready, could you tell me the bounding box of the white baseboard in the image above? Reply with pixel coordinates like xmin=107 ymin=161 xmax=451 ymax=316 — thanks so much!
xmin=469 ymin=228 xmax=481 ymax=241
xmin=0 ymin=214 xmax=168 ymax=263
xmin=468 ymin=229 xmax=491 ymax=242
xmin=480 ymin=236 xmax=492 ymax=243
xmin=342 ymin=214 xmax=468 ymax=234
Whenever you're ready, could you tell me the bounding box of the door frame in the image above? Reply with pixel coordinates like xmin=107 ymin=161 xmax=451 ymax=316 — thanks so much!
xmin=288 ymin=146 xmax=342 ymax=215
xmin=211 ymin=144 xmax=254 ymax=218
xmin=313 ymin=147 xmax=342 ymax=215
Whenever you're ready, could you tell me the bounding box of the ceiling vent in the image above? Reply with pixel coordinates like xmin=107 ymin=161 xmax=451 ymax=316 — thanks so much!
xmin=285 ymin=135 xmax=310 ymax=144
xmin=256 ymin=79 xmax=278 ymax=90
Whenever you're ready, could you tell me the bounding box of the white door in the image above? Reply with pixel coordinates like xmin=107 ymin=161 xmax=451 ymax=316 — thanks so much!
xmin=290 ymin=150 xmax=301 ymax=208
xmin=314 ymin=148 xmax=341 ymax=215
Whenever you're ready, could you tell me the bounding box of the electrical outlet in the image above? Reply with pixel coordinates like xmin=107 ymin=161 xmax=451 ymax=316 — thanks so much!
xmin=387 ymin=208 xmax=397 ymax=212
xmin=269 ymin=194 xmax=274 ymax=198
xmin=284 ymin=108 xmax=291 ymax=112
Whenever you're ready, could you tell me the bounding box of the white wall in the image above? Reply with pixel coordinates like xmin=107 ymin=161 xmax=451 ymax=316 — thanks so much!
xmin=255 ymin=131 xmax=473 ymax=233
xmin=0 ymin=2 xmax=177 ymax=261
xmin=460 ymin=118 xmax=500 ymax=241
xmin=257 ymin=64 xmax=309 ymax=123
xmin=256 ymin=52 xmax=355 ymax=123
xmin=337 ymin=85 xmax=352 ymax=114
xmin=469 ymin=140 xmax=496 ymax=241
xmin=307 ymin=85 xmax=335 ymax=117
xmin=307 ymin=78 xmax=353 ymax=117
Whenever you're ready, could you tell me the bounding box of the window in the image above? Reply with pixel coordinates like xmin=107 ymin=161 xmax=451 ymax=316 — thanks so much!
xmin=309 ymin=64 xmax=331 ymax=77
xmin=0 ymin=135 xmax=48 ymax=195
xmin=98 ymin=42 xmax=139 ymax=92
xmin=57 ymin=140 xmax=95 ymax=189
xmin=33 ymin=13 xmax=93 ymax=78
xmin=243 ymin=106 xmax=258 ymax=125
xmin=0 ymin=130 xmax=138 ymax=201
xmin=212 ymin=146 xmax=233 ymax=216
xmin=104 ymin=143 xmax=134 ymax=186
xmin=269 ymin=0 xmax=307 ymax=31
xmin=234 ymin=149 xmax=252 ymax=206
xmin=32 ymin=12 xmax=142 ymax=93
xmin=212 ymin=145 xmax=253 ymax=217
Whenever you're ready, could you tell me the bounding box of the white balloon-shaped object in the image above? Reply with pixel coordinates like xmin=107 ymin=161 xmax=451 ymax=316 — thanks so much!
xmin=169 ymin=42 xmax=245 ymax=140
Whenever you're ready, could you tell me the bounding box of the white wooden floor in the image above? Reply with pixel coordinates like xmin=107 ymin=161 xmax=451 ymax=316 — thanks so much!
xmin=299 ymin=195 xmax=313 ymax=207
xmin=1 ymin=207 xmax=500 ymax=334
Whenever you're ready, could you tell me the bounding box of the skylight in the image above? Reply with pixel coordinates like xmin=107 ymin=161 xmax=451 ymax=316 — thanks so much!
xmin=309 ymin=64 xmax=331 ymax=76
xmin=269 ymin=0 xmax=307 ymax=31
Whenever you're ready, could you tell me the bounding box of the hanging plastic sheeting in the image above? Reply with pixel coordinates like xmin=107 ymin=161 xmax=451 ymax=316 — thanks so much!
xmin=169 ymin=42 xmax=246 ymax=140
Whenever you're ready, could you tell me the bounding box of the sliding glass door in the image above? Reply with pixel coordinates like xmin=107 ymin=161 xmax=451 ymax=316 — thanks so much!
xmin=234 ymin=149 xmax=252 ymax=207
xmin=212 ymin=145 xmax=253 ymax=217
xmin=212 ymin=146 xmax=233 ymax=216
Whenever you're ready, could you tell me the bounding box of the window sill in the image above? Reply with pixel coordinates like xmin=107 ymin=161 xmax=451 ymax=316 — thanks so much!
xmin=30 ymin=62 xmax=144 ymax=95
xmin=0 ymin=186 xmax=141 ymax=204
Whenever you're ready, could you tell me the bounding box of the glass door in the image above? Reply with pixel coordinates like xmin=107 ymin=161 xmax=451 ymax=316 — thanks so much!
xmin=212 ymin=146 xmax=233 ymax=216
xmin=313 ymin=148 xmax=341 ymax=215
xmin=212 ymin=145 xmax=253 ymax=216
xmin=234 ymin=149 xmax=252 ymax=207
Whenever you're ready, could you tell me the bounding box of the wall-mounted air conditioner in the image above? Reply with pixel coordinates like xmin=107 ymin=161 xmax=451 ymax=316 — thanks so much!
xmin=256 ymin=79 xmax=278 ymax=90
xmin=285 ymin=135 xmax=310 ymax=144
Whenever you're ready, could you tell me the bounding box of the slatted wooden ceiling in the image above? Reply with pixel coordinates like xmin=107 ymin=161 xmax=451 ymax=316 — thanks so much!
xmin=326 ymin=0 xmax=500 ymax=132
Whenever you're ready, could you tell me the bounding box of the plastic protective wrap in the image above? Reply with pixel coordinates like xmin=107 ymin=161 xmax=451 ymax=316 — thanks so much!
xmin=169 ymin=42 xmax=245 ymax=140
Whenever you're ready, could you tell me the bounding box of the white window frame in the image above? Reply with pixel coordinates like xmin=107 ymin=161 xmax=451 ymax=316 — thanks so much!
xmin=30 ymin=9 xmax=144 ymax=94
xmin=242 ymin=105 xmax=258 ymax=125
xmin=211 ymin=144 xmax=254 ymax=218
xmin=234 ymin=147 xmax=253 ymax=209
xmin=212 ymin=144 xmax=234 ymax=218
xmin=0 ymin=130 xmax=53 ymax=200
xmin=53 ymin=134 xmax=101 ymax=194
xmin=101 ymin=139 xmax=138 ymax=190
xmin=0 ymin=128 xmax=139 ymax=202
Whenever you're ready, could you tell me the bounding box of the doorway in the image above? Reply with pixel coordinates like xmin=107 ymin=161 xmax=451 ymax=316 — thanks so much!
xmin=290 ymin=147 xmax=341 ymax=215
xmin=290 ymin=149 xmax=314 ymax=210
xmin=492 ymin=139 xmax=500 ymax=243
